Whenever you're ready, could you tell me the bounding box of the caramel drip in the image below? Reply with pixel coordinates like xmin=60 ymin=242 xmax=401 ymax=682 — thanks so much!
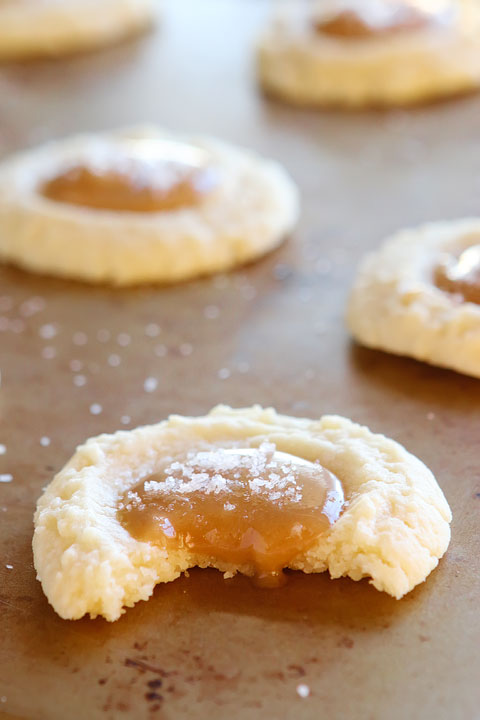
xmin=314 ymin=1 xmax=434 ymax=39
xmin=40 ymin=141 xmax=218 ymax=213
xmin=434 ymin=244 xmax=480 ymax=305
xmin=118 ymin=445 xmax=344 ymax=587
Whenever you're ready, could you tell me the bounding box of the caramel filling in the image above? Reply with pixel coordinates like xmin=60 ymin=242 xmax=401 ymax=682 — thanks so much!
xmin=314 ymin=0 xmax=438 ymax=39
xmin=434 ymin=244 xmax=480 ymax=305
xmin=118 ymin=444 xmax=344 ymax=588
xmin=40 ymin=139 xmax=218 ymax=213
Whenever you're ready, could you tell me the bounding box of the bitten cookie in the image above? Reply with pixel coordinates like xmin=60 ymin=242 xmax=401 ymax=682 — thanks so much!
xmin=347 ymin=218 xmax=480 ymax=377
xmin=33 ymin=405 xmax=451 ymax=621
xmin=0 ymin=126 xmax=299 ymax=285
xmin=257 ymin=0 xmax=480 ymax=107
xmin=0 ymin=0 xmax=155 ymax=60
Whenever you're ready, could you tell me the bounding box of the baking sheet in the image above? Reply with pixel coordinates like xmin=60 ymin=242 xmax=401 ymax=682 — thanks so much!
xmin=1 ymin=1 xmax=479 ymax=718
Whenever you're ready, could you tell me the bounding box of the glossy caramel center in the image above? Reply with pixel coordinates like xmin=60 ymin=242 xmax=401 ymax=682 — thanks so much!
xmin=40 ymin=139 xmax=218 ymax=213
xmin=314 ymin=0 xmax=437 ymax=38
xmin=118 ymin=444 xmax=344 ymax=587
xmin=434 ymin=244 xmax=480 ymax=305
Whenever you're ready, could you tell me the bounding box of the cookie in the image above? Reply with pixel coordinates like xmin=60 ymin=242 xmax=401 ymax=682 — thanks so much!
xmin=257 ymin=0 xmax=480 ymax=107
xmin=0 ymin=0 xmax=155 ymax=60
xmin=348 ymin=218 xmax=480 ymax=377
xmin=33 ymin=405 xmax=451 ymax=621
xmin=0 ymin=126 xmax=299 ymax=285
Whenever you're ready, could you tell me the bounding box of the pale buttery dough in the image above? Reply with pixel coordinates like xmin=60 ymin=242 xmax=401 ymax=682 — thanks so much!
xmin=256 ymin=0 xmax=480 ymax=107
xmin=33 ymin=405 xmax=451 ymax=621
xmin=0 ymin=126 xmax=299 ymax=285
xmin=0 ymin=0 xmax=156 ymax=60
xmin=348 ymin=218 xmax=480 ymax=378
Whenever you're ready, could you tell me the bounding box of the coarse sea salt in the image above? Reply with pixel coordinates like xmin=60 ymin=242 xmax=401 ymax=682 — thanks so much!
xmin=39 ymin=323 xmax=57 ymax=339
xmin=144 ymin=377 xmax=158 ymax=393
xmin=73 ymin=331 xmax=87 ymax=346
xmin=145 ymin=323 xmax=161 ymax=337
xmin=117 ymin=333 xmax=131 ymax=347
xmin=137 ymin=444 xmax=304 ymax=504
xmin=41 ymin=346 xmax=56 ymax=359
xmin=19 ymin=296 xmax=45 ymax=317
xmin=108 ymin=354 xmax=121 ymax=367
